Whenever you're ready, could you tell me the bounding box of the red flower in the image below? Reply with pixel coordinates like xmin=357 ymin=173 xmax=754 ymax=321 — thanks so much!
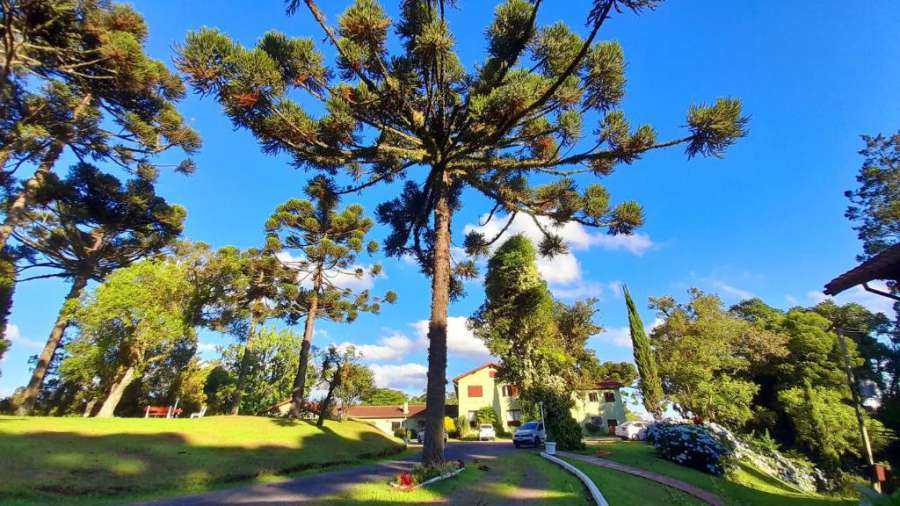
xmin=399 ymin=472 xmax=414 ymax=487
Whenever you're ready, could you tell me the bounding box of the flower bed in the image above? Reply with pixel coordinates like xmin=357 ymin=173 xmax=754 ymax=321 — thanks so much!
xmin=389 ymin=460 xmax=466 ymax=490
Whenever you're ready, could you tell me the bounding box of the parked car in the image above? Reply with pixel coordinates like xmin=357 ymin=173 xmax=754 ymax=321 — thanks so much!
xmin=513 ymin=421 xmax=545 ymax=448
xmin=415 ymin=429 xmax=449 ymax=445
xmin=615 ymin=421 xmax=650 ymax=440
xmin=477 ymin=423 xmax=496 ymax=441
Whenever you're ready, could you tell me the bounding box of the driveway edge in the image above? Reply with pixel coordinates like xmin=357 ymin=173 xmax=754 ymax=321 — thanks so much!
xmin=540 ymin=452 xmax=609 ymax=506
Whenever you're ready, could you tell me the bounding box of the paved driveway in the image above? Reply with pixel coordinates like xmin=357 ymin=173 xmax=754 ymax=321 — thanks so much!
xmin=131 ymin=441 xmax=519 ymax=505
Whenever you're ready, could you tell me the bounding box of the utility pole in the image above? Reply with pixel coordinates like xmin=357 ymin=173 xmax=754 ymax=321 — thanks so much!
xmin=835 ymin=327 xmax=880 ymax=493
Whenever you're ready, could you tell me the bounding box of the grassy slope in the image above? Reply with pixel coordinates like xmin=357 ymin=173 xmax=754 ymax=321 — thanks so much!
xmin=568 ymin=459 xmax=707 ymax=506
xmin=1 ymin=415 xmax=404 ymax=506
xmin=325 ymin=452 xmax=591 ymax=505
xmin=580 ymin=442 xmax=854 ymax=506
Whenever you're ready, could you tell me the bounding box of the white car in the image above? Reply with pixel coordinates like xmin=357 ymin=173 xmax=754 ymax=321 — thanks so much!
xmin=615 ymin=421 xmax=650 ymax=440
xmin=415 ymin=430 xmax=448 ymax=445
xmin=513 ymin=421 xmax=545 ymax=448
xmin=477 ymin=423 xmax=496 ymax=441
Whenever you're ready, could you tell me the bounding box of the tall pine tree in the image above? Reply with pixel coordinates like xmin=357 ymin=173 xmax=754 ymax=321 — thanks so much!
xmin=177 ymin=0 xmax=746 ymax=464
xmin=623 ymin=284 xmax=663 ymax=418
xmin=14 ymin=164 xmax=184 ymax=413
xmin=265 ymin=176 xmax=395 ymax=417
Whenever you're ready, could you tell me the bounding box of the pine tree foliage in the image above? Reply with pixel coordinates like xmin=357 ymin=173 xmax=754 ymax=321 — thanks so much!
xmin=0 ymin=0 xmax=200 ymax=250
xmin=14 ymin=163 xmax=184 ymax=413
xmin=265 ymin=175 xmax=395 ymax=417
xmin=177 ymin=0 xmax=746 ymax=464
xmin=845 ymin=131 xmax=900 ymax=261
xmin=623 ymin=284 xmax=663 ymax=418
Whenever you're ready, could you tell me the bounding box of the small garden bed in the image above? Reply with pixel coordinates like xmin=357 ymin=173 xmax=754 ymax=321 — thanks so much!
xmin=389 ymin=460 xmax=466 ymax=490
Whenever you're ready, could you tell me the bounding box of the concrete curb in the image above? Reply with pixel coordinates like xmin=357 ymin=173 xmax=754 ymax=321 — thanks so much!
xmin=541 ymin=452 xmax=609 ymax=506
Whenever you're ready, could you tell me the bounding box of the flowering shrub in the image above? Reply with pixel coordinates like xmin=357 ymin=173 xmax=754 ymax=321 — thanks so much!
xmin=647 ymin=423 xmax=733 ymax=475
xmin=391 ymin=460 xmax=465 ymax=489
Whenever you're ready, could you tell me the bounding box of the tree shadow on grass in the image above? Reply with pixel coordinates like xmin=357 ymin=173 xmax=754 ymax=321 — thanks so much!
xmin=1 ymin=420 xmax=404 ymax=506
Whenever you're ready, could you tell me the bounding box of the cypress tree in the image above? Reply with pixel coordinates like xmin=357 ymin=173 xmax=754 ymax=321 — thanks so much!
xmin=624 ymin=284 xmax=663 ymax=418
xmin=177 ymin=0 xmax=747 ymax=464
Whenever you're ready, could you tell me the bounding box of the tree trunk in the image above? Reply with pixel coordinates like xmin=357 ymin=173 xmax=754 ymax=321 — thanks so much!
xmin=0 ymin=93 xmax=92 ymax=251
xmin=95 ymin=366 xmax=137 ymax=418
xmin=17 ymin=276 xmax=88 ymax=414
xmin=422 ymin=174 xmax=452 ymax=466
xmin=289 ymin=276 xmax=321 ymax=418
xmin=82 ymin=398 xmax=97 ymax=418
xmin=230 ymin=320 xmax=259 ymax=415
xmin=317 ymin=364 xmax=342 ymax=427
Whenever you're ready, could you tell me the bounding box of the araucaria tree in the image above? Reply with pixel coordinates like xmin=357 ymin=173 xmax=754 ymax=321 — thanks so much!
xmin=845 ymin=131 xmax=899 ymax=261
xmin=177 ymin=0 xmax=746 ymax=464
xmin=14 ymin=164 xmax=184 ymax=413
xmin=623 ymin=284 xmax=663 ymax=418
xmin=0 ymin=0 xmax=199 ymax=251
xmin=265 ymin=176 xmax=394 ymax=418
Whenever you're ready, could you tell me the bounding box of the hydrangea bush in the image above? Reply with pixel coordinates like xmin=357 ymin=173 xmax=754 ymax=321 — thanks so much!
xmin=647 ymin=423 xmax=733 ymax=475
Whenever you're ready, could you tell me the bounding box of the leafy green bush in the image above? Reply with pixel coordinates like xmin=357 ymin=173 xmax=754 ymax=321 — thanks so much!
xmin=541 ymin=391 xmax=584 ymax=450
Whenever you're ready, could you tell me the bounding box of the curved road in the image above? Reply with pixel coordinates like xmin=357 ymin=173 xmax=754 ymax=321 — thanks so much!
xmin=132 ymin=441 xmax=521 ymax=505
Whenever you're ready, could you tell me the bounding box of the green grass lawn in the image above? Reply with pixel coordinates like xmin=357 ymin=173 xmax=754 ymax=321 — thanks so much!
xmin=0 ymin=415 xmax=405 ymax=506
xmin=323 ymin=452 xmax=591 ymax=505
xmin=567 ymin=459 xmax=707 ymax=506
xmin=577 ymin=441 xmax=855 ymax=506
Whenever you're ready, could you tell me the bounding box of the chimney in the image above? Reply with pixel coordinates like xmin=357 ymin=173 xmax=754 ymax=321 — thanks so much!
xmin=402 ymin=400 xmax=409 ymax=415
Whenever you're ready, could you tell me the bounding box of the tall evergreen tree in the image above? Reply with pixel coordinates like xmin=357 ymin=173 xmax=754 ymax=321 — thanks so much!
xmin=845 ymin=131 xmax=900 ymax=261
xmin=177 ymin=0 xmax=746 ymax=463
xmin=226 ymin=248 xmax=293 ymax=414
xmin=623 ymin=284 xmax=663 ymax=418
xmin=0 ymin=0 xmax=200 ymax=250
xmin=265 ymin=176 xmax=395 ymax=417
xmin=13 ymin=164 xmax=184 ymax=413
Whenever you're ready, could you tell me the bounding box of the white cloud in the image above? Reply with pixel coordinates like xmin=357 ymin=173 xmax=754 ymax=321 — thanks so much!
xmin=709 ymin=280 xmax=754 ymax=300
xmin=370 ymin=363 xmax=428 ymax=392
xmin=196 ymin=341 xmax=217 ymax=354
xmin=807 ymin=281 xmax=895 ymax=315
xmin=592 ymin=326 xmax=632 ymax=348
xmin=462 ymin=213 xmax=652 ymax=294
xmin=464 ymin=212 xmax=654 ymax=257
xmin=5 ymin=324 xmax=42 ymax=349
xmin=339 ymin=332 xmax=414 ymax=361
xmin=785 ymin=295 xmax=799 ymax=306
xmin=412 ymin=316 xmax=491 ymax=359
xmin=275 ymin=251 xmax=383 ymax=291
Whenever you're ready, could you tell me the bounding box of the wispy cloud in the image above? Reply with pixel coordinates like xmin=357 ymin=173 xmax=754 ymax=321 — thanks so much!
xmin=5 ymin=324 xmax=42 ymax=349
xmin=709 ymin=280 xmax=754 ymax=300
xmin=275 ymin=251 xmax=384 ymax=291
xmin=412 ymin=316 xmax=491 ymax=359
xmin=369 ymin=363 xmax=428 ymax=392
xmin=338 ymin=331 xmax=415 ymax=362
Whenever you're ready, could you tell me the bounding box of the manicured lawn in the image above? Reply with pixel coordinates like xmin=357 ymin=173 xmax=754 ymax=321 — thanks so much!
xmin=567 ymin=459 xmax=706 ymax=506
xmin=0 ymin=415 xmax=404 ymax=506
xmin=323 ymin=452 xmax=591 ymax=505
xmin=578 ymin=441 xmax=854 ymax=506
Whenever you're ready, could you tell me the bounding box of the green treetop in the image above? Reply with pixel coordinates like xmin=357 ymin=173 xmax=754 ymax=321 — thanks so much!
xmin=0 ymin=0 xmax=200 ymax=252
xmin=845 ymin=132 xmax=900 ymax=261
xmin=623 ymin=284 xmax=663 ymax=419
xmin=177 ymin=0 xmax=747 ymax=464
xmin=14 ymin=163 xmax=185 ymax=414
xmin=265 ymin=175 xmax=395 ymax=418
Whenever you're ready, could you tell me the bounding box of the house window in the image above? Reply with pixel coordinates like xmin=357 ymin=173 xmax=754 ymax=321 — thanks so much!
xmin=468 ymin=385 xmax=483 ymax=397
xmin=588 ymin=392 xmax=599 ymax=402
xmin=468 ymin=410 xmax=477 ymax=429
xmin=590 ymin=416 xmax=604 ymax=425
xmin=391 ymin=421 xmax=401 ymax=431
xmin=507 ymin=409 xmax=522 ymax=427
xmin=502 ymin=385 xmax=519 ymax=397
xmin=604 ymin=391 xmax=616 ymax=403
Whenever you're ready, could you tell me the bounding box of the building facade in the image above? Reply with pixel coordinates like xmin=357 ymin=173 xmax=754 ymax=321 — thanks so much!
xmin=454 ymin=363 xmax=626 ymax=434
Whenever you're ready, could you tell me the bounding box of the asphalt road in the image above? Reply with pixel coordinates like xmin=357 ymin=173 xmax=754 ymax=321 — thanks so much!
xmin=130 ymin=441 xmax=521 ymax=505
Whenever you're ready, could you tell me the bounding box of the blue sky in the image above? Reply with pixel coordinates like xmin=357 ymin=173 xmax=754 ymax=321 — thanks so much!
xmin=2 ymin=1 xmax=899 ymax=398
